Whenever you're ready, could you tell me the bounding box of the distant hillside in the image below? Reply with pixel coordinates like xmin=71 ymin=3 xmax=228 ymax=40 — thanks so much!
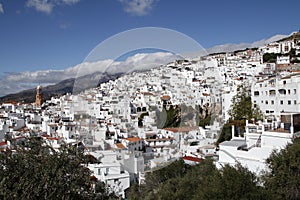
xmin=277 ymin=31 xmax=300 ymax=42
xmin=0 ymin=72 xmax=122 ymax=104
xmin=205 ymin=34 xmax=289 ymax=54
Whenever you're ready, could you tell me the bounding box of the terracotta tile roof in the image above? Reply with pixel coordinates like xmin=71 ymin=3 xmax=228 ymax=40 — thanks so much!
xmin=115 ymin=143 xmax=126 ymax=149
xmin=182 ymin=156 xmax=203 ymax=163
xmin=161 ymin=95 xmax=171 ymax=101
xmin=41 ymin=133 xmax=50 ymax=137
xmin=125 ymin=137 xmax=141 ymax=142
xmin=3 ymin=100 xmax=18 ymax=105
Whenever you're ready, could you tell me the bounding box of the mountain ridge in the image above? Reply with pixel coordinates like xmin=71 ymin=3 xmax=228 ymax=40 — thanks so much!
xmin=0 ymin=72 xmax=122 ymax=104
xmin=205 ymin=34 xmax=288 ymax=54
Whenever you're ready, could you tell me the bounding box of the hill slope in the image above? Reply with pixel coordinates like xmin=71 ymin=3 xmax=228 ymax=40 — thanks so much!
xmin=0 ymin=72 xmax=121 ymax=104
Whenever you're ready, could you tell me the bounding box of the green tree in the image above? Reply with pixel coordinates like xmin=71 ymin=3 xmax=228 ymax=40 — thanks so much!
xmin=127 ymin=159 xmax=267 ymax=200
xmin=0 ymin=137 xmax=110 ymax=200
xmin=228 ymin=84 xmax=262 ymax=121
xmin=203 ymin=164 xmax=267 ymax=200
xmin=216 ymin=123 xmax=232 ymax=145
xmin=218 ymin=84 xmax=263 ymax=144
xmin=263 ymin=53 xmax=278 ymax=63
xmin=263 ymin=137 xmax=300 ymax=200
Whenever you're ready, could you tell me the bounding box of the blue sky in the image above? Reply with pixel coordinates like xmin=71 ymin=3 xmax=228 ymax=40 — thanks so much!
xmin=0 ymin=0 xmax=300 ymax=96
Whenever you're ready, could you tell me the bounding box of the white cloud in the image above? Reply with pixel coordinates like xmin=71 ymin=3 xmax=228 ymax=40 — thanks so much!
xmin=119 ymin=0 xmax=157 ymax=16
xmin=26 ymin=0 xmax=80 ymax=14
xmin=61 ymin=0 xmax=80 ymax=5
xmin=107 ymin=52 xmax=178 ymax=74
xmin=0 ymin=52 xmax=176 ymax=97
xmin=0 ymin=3 xmax=4 ymax=14
xmin=26 ymin=0 xmax=54 ymax=14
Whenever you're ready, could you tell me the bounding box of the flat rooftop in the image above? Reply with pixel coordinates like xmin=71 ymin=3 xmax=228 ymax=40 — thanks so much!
xmin=220 ymin=139 xmax=246 ymax=147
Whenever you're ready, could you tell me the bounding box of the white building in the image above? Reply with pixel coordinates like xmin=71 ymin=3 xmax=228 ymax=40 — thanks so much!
xmin=252 ymin=73 xmax=300 ymax=118
xmin=217 ymin=113 xmax=298 ymax=175
xmin=277 ymin=55 xmax=290 ymax=65
xmin=87 ymin=150 xmax=130 ymax=198
xmin=260 ymin=42 xmax=281 ymax=54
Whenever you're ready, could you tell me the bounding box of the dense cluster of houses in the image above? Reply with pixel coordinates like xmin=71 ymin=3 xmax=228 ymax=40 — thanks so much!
xmin=1 ymin=32 xmax=300 ymax=197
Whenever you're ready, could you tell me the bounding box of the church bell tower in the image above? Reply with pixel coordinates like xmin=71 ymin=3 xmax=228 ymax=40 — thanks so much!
xmin=35 ymin=85 xmax=43 ymax=107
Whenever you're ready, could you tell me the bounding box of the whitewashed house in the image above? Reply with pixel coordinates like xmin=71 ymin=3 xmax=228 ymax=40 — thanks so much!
xmin=252 ymin=73 xmax=300 ymax=118
xmin=87 ymin=150 xmax=130 ymax=198
xmin=217 ymin=113 xmax=298 ymax=175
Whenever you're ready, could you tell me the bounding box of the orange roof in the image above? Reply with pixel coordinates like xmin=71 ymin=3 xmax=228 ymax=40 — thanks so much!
xmin=125 ymin=137 xmax=141 ymax=142
xmin=115 ymin=143 xmax=126 ymax=149
xmin=161 ymin=95 xmax=171 ymax=101
xmin=3 ymin=100 xmax=18 ymax=105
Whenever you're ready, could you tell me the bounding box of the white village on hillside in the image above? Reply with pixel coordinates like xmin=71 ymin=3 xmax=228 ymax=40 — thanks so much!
xmin=1 ymin=32 xmax=300 ymax=198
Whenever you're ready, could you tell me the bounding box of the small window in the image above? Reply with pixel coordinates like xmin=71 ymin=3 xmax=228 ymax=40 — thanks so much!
xmin=265 ymin=100 xmax=268 ymax=105
xmin=288 ymin=89 xmax=291 ymax=94
xmin=280 ymin=100 xmax=283 ymax=105
xmin=269 ymin=90 xmax=276 ymax=95
xmin=288 ymin=100 xmax=291 ymax=105
xmin=279 ymin=89 xmax=286 ymax=95
xmin=294 ymin=100 xmax=297 ymax=105
xmin=254 ymin=91 xmax=259 ymax=96
xmin=294 ymin=89 xmax=297 ymax=94
xmin=271 ymin=100 xmax=274 ymax=105
xmin=283 ymin=80 xmax=286 ymax=85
